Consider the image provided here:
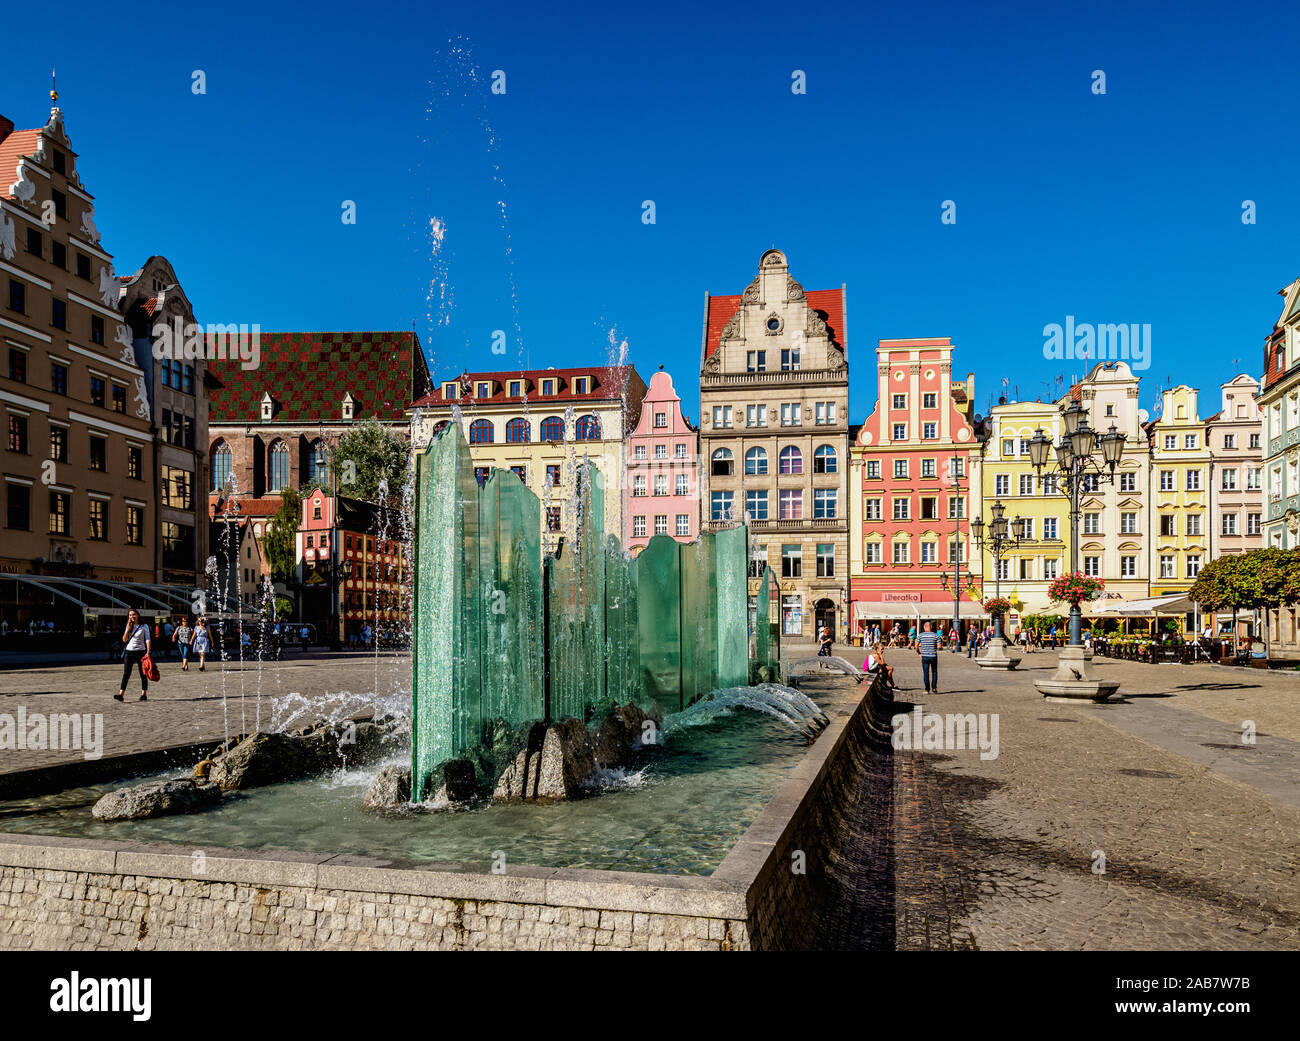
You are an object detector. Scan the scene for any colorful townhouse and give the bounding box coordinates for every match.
[622,367,699,554]
[1063,361,1151,608]
[977,399,1069,626]
[1203,375,1263,559]
[407,366,647,557]
[1145,385,1212,599]
[849,338,980,640]
[699,249,850,642]
[1258,275,1300,657]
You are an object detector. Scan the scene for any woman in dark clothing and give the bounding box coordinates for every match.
[117,608,151,702]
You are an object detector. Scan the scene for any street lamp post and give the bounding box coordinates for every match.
[970,501,1025,669]
[948,454,964,647]
[317,445,343,652]
[1026,403,1127,700]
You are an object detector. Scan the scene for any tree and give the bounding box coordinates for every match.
[264,488,302,585]
[331,419,409,504]
[1190,548,1300,654]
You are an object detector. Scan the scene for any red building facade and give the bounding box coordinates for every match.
[850,338,981,639]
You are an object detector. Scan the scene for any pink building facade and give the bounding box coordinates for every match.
[622,369,700,554]
[850,338,981,639]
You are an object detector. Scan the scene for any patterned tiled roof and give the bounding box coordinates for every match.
[704,288,844,360]
[206,331,430,425]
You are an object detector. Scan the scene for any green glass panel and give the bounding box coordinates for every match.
[680,532,718,705]
[754,566,771,672]
[546,461,606,722]
[714,525,749,687]
[478,469,544,730]
[636,534,682,711]
[604,534,641,708]
[766,566,782,674]
[411,422,481,801]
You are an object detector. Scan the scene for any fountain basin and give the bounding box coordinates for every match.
[0,675,887,950]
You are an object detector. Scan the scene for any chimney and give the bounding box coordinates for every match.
[0,114,13,144]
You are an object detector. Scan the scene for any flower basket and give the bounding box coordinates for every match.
[983,596,1012,617]
[1048,572,1105,607]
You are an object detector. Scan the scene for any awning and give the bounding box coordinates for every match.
[1088,594,1195,617]
[5,576,258,619]
[854,601,987,620]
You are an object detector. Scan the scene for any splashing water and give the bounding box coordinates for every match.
[661,684,830,741]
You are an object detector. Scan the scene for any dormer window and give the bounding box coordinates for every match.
[541,378,556,396]
[260,392,274,421]
[508,380,523,397]
[442,381,459,399]
[573,376,589,394]
[341,391,355,422]
[476,382,491,399]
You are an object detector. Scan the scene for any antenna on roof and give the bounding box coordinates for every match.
[50,68,57,103]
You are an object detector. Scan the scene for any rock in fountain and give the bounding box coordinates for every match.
[92,779,221,821]
[205,718,399,792]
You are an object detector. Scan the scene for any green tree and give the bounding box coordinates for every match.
[330,419,409,504]
[264,488,302,585]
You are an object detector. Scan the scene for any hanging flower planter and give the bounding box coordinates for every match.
[1048,572,1105,607]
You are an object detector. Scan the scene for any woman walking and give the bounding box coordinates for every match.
[192,617,211,672]
[174,616,194,671]
[117,609,150,702]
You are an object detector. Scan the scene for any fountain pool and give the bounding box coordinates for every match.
[0,689,822,876]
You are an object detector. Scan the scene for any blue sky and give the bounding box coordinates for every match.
[6,0,1297,424]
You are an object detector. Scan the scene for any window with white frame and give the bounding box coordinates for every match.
[892,423,906,440]
[1120,512,1138,534]
[864,542,882,564]
[1248,513,1261,534]
[1121,556,1136,578]
[1186,555,1202,578]
[1119,472,1136,492]
[1160,470,1175,491]
[920,541,937,564]
[1163,434,1177,450]
[1222,468,1237,490]
[675,473,689,496]
[1043,517,1058,539]
[892,393,906,409]
[892,541,910,564]
[654,515,668,535]
[1083,556,1100,577]
[923,422,937,439]
[995,474,1010,496]
[781,403,801,426]
[1083,513,1100,534]
[746,404,767,427]
[895,459,909,479]
[1186,470,1201,491]
[1019,474,1034,495]
[1043,559,1059,580]
[712,406,732,428]
[1222,513,1238,535]
[865,498,882,520]
[676,514,690,537]
[1159,555,1175,578]
[633,516,646,538]
[1187,513,1202,536]
[893,497,910,520]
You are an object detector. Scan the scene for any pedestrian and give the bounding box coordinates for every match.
[864,642,896,689]
[1049,624,1058,649]
[117,608,150,702]
[948,624,959,651]
[818,625,833,657]
[916,621,940,693]
[192,617,211,671]
[300,625,311,653]
[162,617,175,659]
[967,625,978,658]
[174,616,194,671]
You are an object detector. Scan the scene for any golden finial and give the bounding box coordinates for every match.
[50,68,57,103]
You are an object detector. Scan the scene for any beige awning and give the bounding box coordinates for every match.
[854,601,986,620]
[1088,594,1195,617]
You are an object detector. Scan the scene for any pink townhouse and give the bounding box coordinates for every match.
[623,368,700,553]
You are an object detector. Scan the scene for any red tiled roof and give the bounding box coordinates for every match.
[143,297,158,317]
[409,365,642,409]
[703,288,844,360]
[209,494,284,520]
[206,332,430,425]
[0,128,41,199]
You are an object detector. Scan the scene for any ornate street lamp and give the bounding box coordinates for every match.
[971,499,1024,668]
[1028,401,1128,700]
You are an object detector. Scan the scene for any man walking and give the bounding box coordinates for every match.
[916,621,940,694]
[967,625,978,658]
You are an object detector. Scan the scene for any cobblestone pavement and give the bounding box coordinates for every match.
[889,650,1300,950]
[0,653,410,773]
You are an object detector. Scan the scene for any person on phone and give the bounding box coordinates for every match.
[117,608,150,702]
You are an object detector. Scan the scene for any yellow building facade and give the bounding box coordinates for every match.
[1146,385,1211,599]
[978,401,1070,621]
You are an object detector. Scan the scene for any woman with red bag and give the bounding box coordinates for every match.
[116,608,151,702]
